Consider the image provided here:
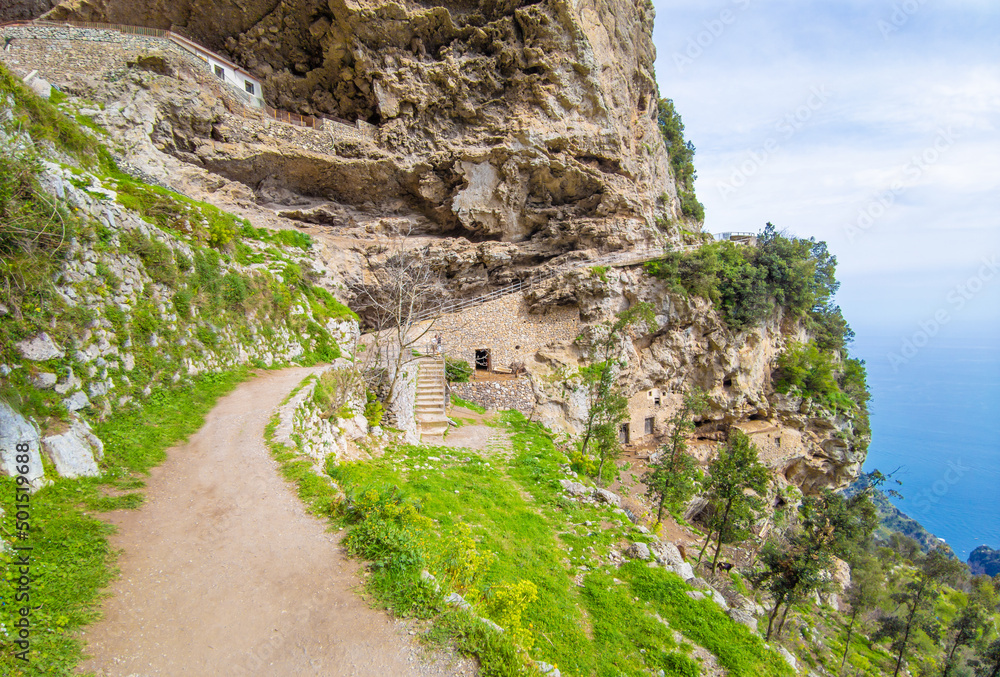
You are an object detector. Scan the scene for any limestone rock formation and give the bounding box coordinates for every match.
[525,267,870,492]
[0,0,58,23]
[0,401,47,491]
[47,0,684,253]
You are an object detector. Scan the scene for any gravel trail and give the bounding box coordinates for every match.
[79,367,470,676]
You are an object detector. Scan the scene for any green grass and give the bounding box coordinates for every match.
[0,63,99,164]
[0,369,251,675]
[624,564,793,677]
[312,408,792,676]
[450,394,486,414]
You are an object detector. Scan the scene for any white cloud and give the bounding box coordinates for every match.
[650,0,1000,327]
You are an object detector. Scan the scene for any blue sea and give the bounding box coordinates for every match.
[851,331,1000,560]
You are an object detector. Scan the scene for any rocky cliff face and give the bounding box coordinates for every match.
[524,266,870,492]
[47,0,683,252]
[0,0,58,23]
[5,3,868,493]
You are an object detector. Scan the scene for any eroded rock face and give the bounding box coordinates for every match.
[47,0,683,250]
[525,268,870,492]
[0,0,58,23]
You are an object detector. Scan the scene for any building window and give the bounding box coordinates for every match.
[644,417,654,435]
[245,80,255,95]
[654,394,661,406]
[619,423,630,444]
[214,65,224,79]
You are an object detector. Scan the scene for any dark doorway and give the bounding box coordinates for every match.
[644,417,654,435]
[475,349,490,371]
[619,423,630,444]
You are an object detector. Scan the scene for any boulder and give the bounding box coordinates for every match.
[776,645,797,670]
[727,608,758,633]
[594,487,621,507]
[0,401,47,490]
[709,588,729,609]
[28,76,52,99]
[674,561,695,580]
[625,542,651,560]
[651,541,684,567]
[29,371,57,389]
[559,479,593,497]
[16,332,64,361]
[41,417,104,478]
[444,592,471,610]
[54,368,82,395]
[63,391,91,412]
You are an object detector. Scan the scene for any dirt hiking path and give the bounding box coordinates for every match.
[79,367,469,677]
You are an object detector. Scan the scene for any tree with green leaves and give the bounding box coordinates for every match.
[874,547,967,677]
[753,488,878,641]
[642,388,709,524]
[970,638,1000,677]
[578,303,656,484]
[697,429,770,575]
[941,577,998,677]
[840,555,887,672]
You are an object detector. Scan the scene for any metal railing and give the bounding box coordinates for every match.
[411,242,702,323]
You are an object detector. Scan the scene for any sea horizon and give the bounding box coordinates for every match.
[851,327,1000,560]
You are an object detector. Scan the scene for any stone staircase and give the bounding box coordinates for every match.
[414,354,449,438]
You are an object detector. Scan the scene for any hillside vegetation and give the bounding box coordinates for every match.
[0,62,355,675]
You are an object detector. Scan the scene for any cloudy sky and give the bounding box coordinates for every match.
[649,0,1000,337]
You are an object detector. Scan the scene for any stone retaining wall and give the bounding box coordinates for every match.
[422,292,580,375]
[450,378,535,415]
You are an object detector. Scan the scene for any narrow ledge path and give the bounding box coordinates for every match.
[78,367,465,677]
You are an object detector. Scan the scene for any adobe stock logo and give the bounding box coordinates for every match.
[877,0,930,39]
[672,0,753,74]
[716,85,832,200]
[886,255,999,372]
[844,126,961,243]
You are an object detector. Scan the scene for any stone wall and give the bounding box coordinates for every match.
[420,292,580,375]
[271,363,376,471]
[449,378,534,415]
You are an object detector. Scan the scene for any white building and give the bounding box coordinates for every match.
[168,32,264,108]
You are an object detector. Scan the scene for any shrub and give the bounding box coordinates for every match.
[679,190,704,220]
[343,485,430,572]
[364,391,384,428]
[122,230,178,286]
[435,522,495,596]
[0,63,99,163]
[589,265,609,282]
[445,357,473,383]
[172,287,193,318]
[221,271,250,312]
[482,579,539,650]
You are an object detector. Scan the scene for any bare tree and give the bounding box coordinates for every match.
[352,227,442,419]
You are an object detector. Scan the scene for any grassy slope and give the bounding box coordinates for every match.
[270,402,793,677]
[0,66,351,673]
